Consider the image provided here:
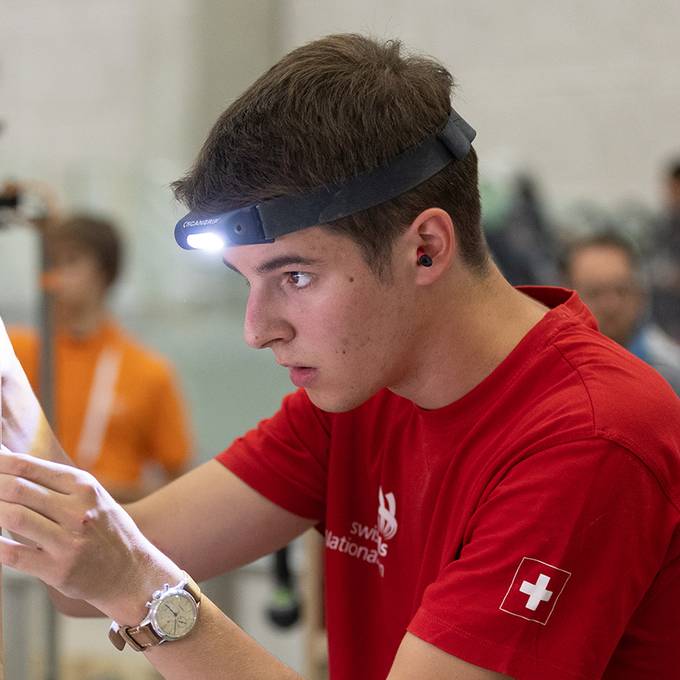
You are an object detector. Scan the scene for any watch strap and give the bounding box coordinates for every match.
[109,619,163,652]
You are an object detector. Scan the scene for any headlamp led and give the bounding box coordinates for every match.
[174,109,476,251]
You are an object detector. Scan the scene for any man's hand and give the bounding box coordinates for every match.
[0,448,180,624]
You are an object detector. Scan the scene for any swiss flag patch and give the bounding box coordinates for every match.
[499,557,571,625]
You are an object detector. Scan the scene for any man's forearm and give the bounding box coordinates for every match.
[144,596,303,680]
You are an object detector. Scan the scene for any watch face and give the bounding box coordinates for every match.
[153,591,198,640]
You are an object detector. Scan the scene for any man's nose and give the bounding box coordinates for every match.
[243,289,294,349]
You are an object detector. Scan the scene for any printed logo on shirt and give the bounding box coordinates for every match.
[378,488,398,540]
[325,486,398,577]
[500,557,571,626]
[499,557,571,625]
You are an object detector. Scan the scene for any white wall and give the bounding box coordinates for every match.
[277,0,680,210]
[1,0,279,316]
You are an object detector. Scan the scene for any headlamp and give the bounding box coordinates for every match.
[174,109,476,251]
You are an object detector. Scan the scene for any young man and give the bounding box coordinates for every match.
[562,231,680,394]
[0,34,679,680]
[9,214,194,501]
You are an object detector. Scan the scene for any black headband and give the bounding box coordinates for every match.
[175,109,476,249]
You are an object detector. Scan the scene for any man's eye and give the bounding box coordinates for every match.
[287,272,313,289]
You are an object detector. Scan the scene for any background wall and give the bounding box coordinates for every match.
[279,0,680,209]
[1,1,679,678]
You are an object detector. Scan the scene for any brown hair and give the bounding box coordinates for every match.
[173,34,485,277]
[667,158,680,181]
[48,214,122,288]
[560,230,641,281]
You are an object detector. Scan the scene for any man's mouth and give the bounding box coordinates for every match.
[286,366,318,388]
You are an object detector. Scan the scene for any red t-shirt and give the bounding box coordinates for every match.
[217,287,680,680]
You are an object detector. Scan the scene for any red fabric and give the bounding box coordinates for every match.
[217,287,680,680]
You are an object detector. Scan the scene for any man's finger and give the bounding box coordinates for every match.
[0,473,66,524]
[0,535,53,581]
[0,499,63,552]
[0,447,79,494]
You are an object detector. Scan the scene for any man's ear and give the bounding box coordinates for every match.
[405,208,456,283]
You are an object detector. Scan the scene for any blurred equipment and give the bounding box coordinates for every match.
[0,184,20,209]
[0,181,55,227]
[265,546,301,629]
[485,174,560,286]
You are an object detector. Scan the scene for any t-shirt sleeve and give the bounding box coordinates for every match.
[216,389,330,521]
[146,360,194,475]
[407,438,676,680]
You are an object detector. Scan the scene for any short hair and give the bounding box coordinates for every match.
[560,231,640,280]
[48,214,123,288]
[667,158,680,182]
[172,34,485,278]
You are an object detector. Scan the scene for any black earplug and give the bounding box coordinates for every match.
[417,253,433,267]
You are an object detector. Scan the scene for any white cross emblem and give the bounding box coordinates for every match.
[519,573,553,611]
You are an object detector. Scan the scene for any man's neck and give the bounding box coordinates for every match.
[391,265,549,410]
[56,304,108,339]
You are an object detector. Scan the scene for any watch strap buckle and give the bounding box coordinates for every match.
[109,619,163,652]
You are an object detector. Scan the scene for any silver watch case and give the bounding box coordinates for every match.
[144,581,199,642]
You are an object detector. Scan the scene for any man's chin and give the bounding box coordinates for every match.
[303,386,374,414]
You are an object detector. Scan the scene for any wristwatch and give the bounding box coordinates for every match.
[108,572,201,652]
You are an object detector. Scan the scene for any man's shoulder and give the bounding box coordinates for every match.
[112,326,176,379]
[6,325,39,379]
[549,325,680,506]
[552,323,679,421]
[6,325,39,354]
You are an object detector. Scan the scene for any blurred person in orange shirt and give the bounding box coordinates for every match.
[9,213,194,502]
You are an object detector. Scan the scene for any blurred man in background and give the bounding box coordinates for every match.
[651,158,680,339]
[9,214,194,501]
[562,231,680,394]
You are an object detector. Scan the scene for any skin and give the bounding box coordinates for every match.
[0,208,549,679]
[565,244,643,346]
[48,241,109,337]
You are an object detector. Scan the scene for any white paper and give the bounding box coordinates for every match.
[0,315,64,459]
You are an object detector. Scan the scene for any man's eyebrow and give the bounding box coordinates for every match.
[222,257,240,275]
[255,255,322,274]
[222,254,322,275]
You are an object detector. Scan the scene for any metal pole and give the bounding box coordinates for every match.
[37,229,60,680]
